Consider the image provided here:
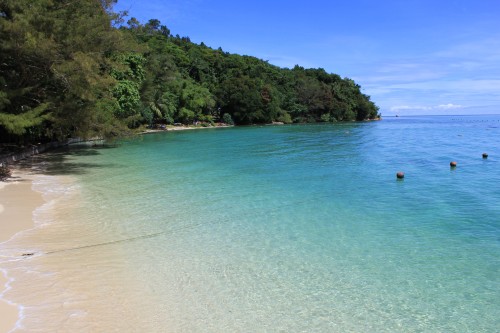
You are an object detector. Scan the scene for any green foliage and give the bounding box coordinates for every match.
[0,103,50,135]
[0,2,379,145]
[177,107,195,124]
[112,81,141,117]
[277,111,293,124]
[0,0,135,142]
[320,113,331,122]
[222,113,234,125]
[140,106,154,125]
[157,91,179,124]
[111,53,146,83]
[125,19,379,126]
[180,81,215,119]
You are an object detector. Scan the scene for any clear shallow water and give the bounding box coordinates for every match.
[2,115,500,331]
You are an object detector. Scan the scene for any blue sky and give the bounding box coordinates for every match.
[114,0,500,116]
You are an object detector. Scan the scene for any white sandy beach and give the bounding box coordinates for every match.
[0,165,160,332]
[0,170,43,333]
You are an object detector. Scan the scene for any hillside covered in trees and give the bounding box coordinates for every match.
[0,0,380,145]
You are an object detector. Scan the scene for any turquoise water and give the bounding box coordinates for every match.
[8,115,500,331]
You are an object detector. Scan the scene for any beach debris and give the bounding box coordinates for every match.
[450,161,457,168]
[0,163,11,181]
[482,153,488,159]
[44,231,166,255]
[396,172,405,179]
[22,253,34,257]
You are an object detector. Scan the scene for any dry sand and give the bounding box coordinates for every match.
[0,171,43,332]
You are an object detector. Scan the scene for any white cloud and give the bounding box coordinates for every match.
[390,105,431,112]
[349,32,500,115]
[412,79,497,92]
[436,103,463,109]
[390,104,464,112]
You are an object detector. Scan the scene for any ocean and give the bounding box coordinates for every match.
[1,115,499,332]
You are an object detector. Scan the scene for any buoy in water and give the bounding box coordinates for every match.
[450,161,457,167]
[396,172,405,179]
[482,153,488,159]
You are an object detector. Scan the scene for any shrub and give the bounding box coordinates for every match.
[320,113,331,122]
[222,113,234,125]
[277,112,293,124]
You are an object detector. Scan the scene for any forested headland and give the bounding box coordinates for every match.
[0,0,380,145]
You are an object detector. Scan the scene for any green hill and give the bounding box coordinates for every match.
[0,0,379,145]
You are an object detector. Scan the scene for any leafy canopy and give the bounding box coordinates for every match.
[0,0,379,145]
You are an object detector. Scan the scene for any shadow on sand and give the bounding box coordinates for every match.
[16,143,121,176]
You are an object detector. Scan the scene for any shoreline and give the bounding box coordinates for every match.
[140,123,233,134]
[0,169,43,333]
[0,162,159,331]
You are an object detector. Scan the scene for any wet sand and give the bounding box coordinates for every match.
[0,171,43,333]
[0,165,159,332]
[0,273,17,333]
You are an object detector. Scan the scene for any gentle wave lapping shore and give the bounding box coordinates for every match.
[0,170,43,332]
[0,163,160,332]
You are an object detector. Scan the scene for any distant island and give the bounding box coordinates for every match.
[0,0,379,147]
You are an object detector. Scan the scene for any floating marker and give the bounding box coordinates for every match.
[396,172,405,179]
[450,161,457,167]
[482,153,488,159]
